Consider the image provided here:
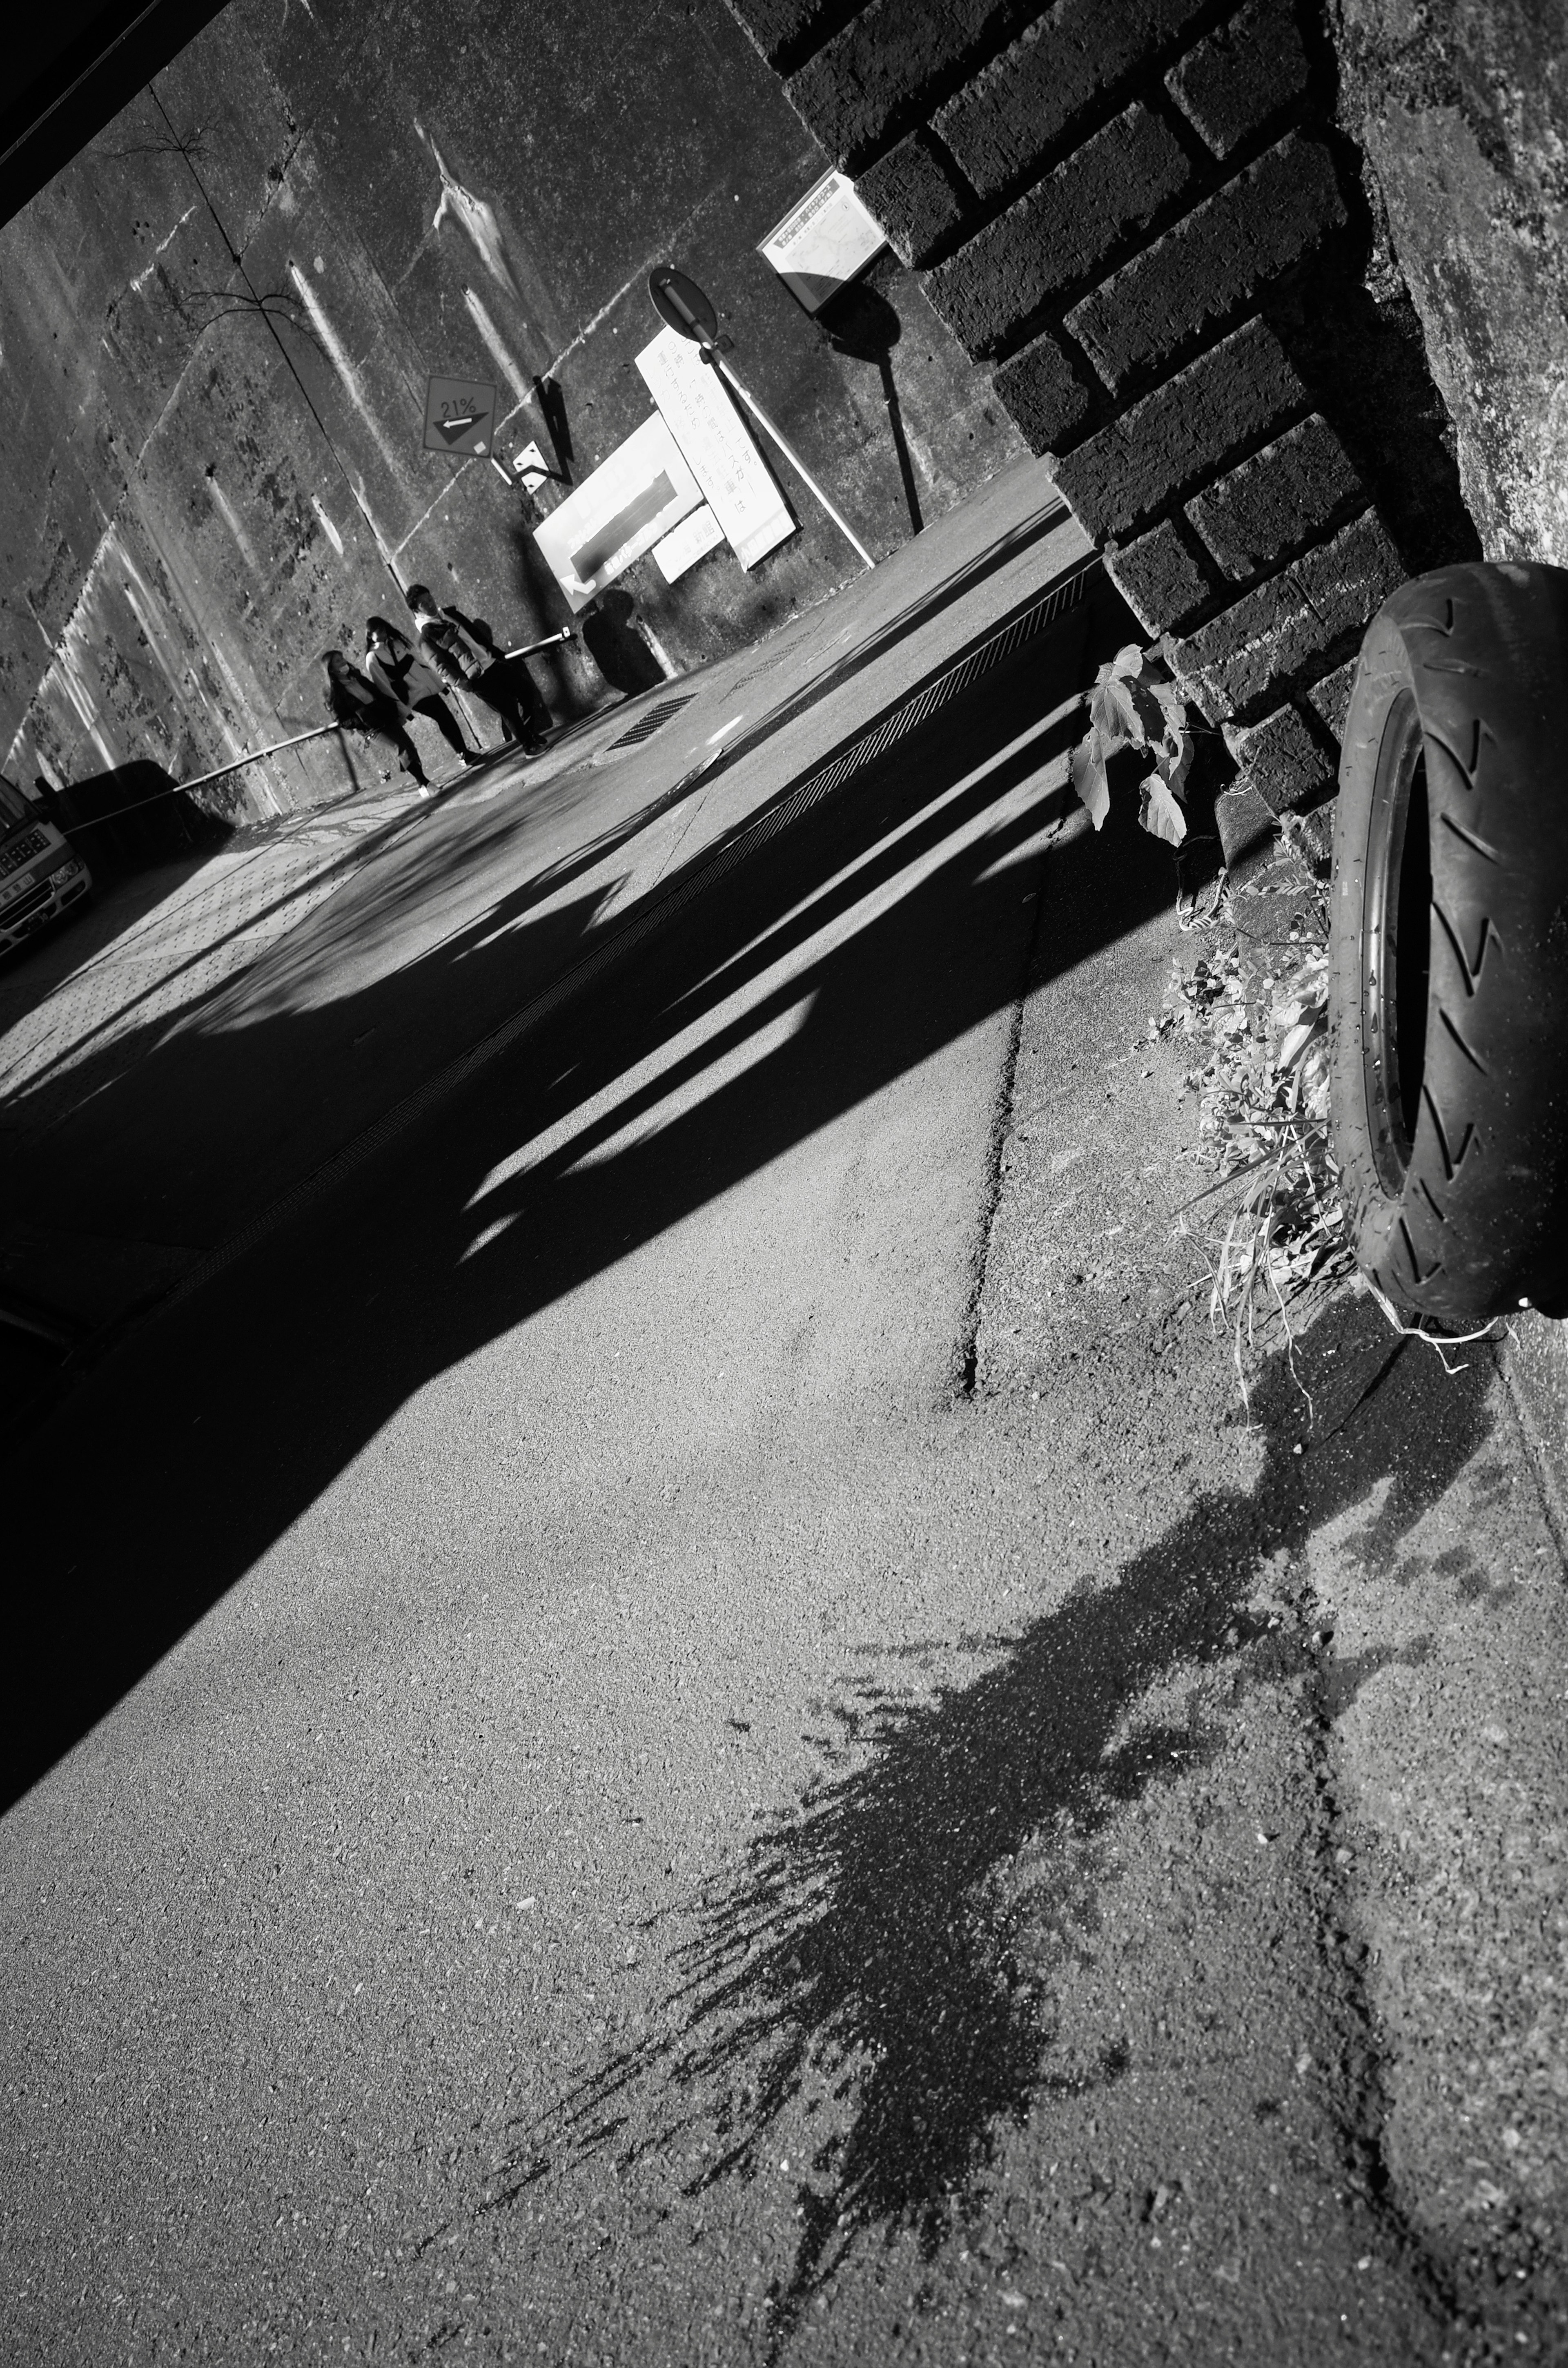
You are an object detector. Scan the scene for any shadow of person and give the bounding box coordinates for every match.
[578,590,668,696]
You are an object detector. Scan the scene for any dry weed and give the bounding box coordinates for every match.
[1156,873,1351,1407]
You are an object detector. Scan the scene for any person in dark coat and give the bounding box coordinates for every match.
[364,618,481,767]
[445,602,554,745]
[404,583,546,753]
[322,651,429,789]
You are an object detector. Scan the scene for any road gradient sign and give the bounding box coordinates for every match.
[422,375,498,459]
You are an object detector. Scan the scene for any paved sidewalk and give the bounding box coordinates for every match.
[8,458,1568,2366]
[0,781,448,1342]
[0,456,1091,1352]
[0,782,433,1149]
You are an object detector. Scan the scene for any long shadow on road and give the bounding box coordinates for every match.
[11,602,1163,1808]
[2,551,1505,2350]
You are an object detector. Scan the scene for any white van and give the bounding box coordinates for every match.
[0,777,91,957]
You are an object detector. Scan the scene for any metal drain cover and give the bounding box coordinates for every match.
[605,694,697,751]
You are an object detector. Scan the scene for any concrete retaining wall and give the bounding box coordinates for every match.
[0,0,1022,822]
[1337,0,1568,572]
[1331,0,1568,1497]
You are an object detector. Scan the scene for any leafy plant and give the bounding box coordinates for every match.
[1071,644,1196,845]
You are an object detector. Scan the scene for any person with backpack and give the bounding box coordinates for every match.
[404,582,548,753]
[364,617,482,768]
[445,602,555,746]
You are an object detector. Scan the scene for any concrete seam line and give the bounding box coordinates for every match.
[149,564,1101,1327]
[1495,1338,1568,1565]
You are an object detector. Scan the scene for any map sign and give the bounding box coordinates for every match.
[635,328,794,570]
[531,413,704,611]
[422,375,498,459]
[757,170,887,314]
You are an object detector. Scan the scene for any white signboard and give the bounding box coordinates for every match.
[635,328,795,569]
[531,414,703,611]
[758,169,887,313]
[652,503,726,583]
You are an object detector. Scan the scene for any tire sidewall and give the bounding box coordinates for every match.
[1330,562,1568,1323]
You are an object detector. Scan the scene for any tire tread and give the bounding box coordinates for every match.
[1329,561,1568,1321]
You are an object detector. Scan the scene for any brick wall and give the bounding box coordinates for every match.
[727,0,1478,865]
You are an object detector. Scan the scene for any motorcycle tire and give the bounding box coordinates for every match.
[1328,560,1568,1325]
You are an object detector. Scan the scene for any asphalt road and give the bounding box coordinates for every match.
[5,498,1568,2363]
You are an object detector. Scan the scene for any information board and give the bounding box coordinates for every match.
[531,414,703,611]
[652,503,726,583]
[635,328,795,570]
[757,170,887,314]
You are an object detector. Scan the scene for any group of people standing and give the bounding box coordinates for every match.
[323,583,553,792]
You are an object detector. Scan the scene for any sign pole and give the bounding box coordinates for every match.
[648,266,874,572]
[708,355,874,569]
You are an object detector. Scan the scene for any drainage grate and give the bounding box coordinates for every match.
[759,555,1101,820]
[606,695,697,751]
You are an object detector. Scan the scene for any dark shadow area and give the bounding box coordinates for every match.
[820,281,924,538]
[5,598,1155,1806]
[578,590,669,696]
[0,794,437,1128]
[532,372,574,482]
[506,529,595,723]
[1267,263,1483,578]
[1261,16,1482,577]
[514,1300,1492,2352]
[40,761,234,880]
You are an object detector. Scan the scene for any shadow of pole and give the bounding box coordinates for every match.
[820,280,924,544]
[878,353,924,538]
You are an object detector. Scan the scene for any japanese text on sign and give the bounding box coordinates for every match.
[635,328,795,570]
